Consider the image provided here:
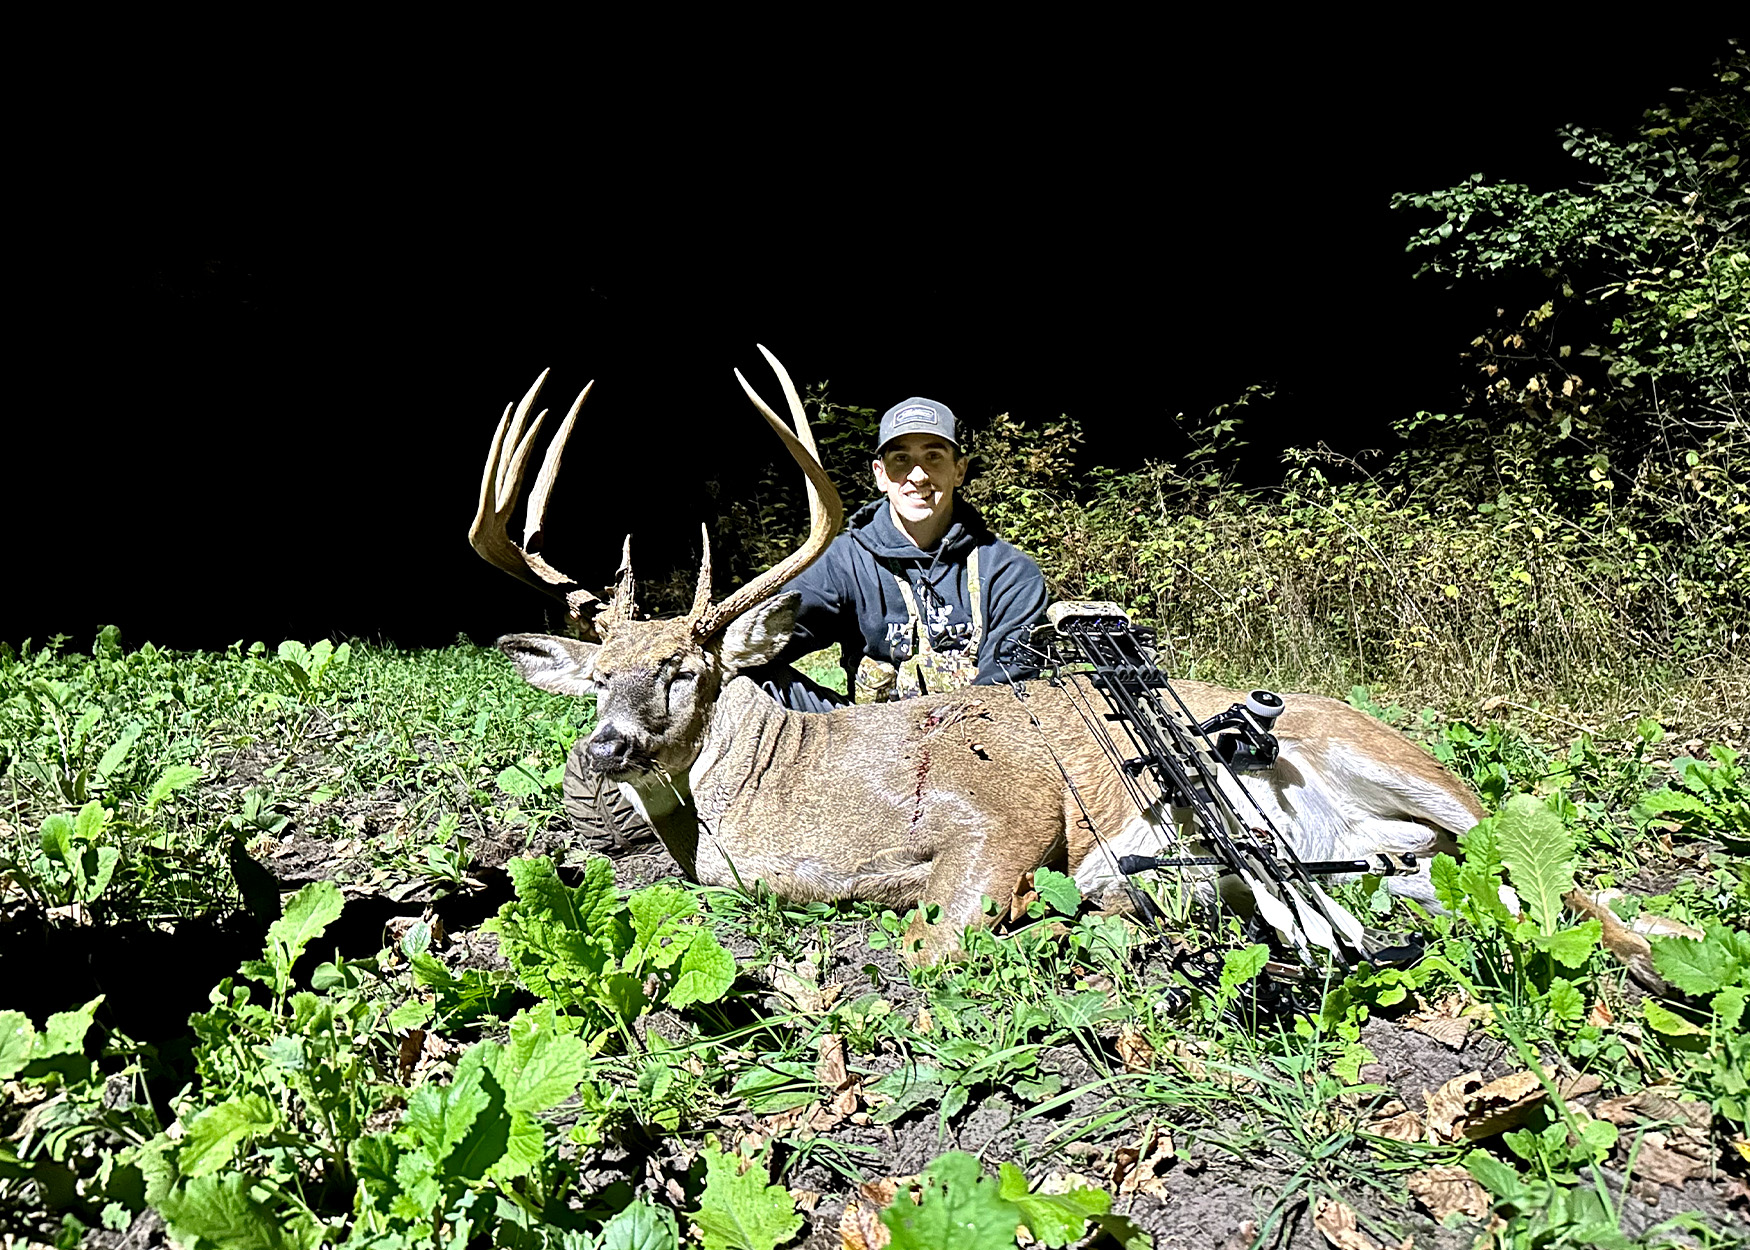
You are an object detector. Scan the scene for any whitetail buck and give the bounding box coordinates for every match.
[472,350,1485,963]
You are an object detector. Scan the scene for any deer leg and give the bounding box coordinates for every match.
[902,825,1058,966]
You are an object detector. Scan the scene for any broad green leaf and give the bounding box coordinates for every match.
[0,1012,36,1079]
[489,1110,545,1181]
[85,844,121,900]
[388,999,434,1031]
[690,1146,803,1250]
[351,1133,403,1217]
[882,1152,1023,1250]
[573,856,630,952]
[401,919,433,959]
[179,1094,276,1178]
[1089,1214,1152,1250]
[1650,930,1734,996]
[41,996,102,1057]
[74,799,108,841]
[493,1004,593,1114]
[1532,919,1601,969]
[38,813,74,866]
[404,1045,494,1164]
[1494,794,1575,935]
[1219,944,1270,997]
[997,1162,1109,1247]
[1040,990,1106,1030]
[1633,787,1711,823]
[1578,1118,1619,1160]
[96,722,143,779]
[668,933,735,1008]
[1714,985,1748,1030]
[265,880,344,975]
[630,884,701,970]
[1643,999,1705,1036]
[496,760,543,797]
[147,763,203,809]
[260,1034,306,1073]
[160,1171,322,1250]
[1430,853,1465,912]
[1465,1149,1523,1201]
[1032,867,1082,917]
[440,1054,512,1182]
[1545,978,1585,1026]
[939,1083,970,1125]
[602,1199,680,1250]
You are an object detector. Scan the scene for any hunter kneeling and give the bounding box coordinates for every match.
[566,393,1048,842]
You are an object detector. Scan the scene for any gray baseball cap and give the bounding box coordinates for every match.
[877,397,958,451]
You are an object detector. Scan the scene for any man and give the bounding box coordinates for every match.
[566,395,1051,839]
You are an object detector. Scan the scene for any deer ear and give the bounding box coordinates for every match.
[716,593,799,671]
[496,633,602,695]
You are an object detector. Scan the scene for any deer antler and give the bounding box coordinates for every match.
[470,371,605,637]
[689,346,844,641]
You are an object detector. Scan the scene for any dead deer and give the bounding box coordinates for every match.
[472,350,1486,963]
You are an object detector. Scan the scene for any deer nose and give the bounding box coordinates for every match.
[585,724,634,773]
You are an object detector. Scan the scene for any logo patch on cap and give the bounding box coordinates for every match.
[894,404,938,425]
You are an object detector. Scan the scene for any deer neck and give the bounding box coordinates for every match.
[618,676,800,885]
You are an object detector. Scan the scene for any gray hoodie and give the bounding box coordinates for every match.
[757,497,1049,710]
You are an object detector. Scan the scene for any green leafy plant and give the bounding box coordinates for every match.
[877,1153,1127,1250]
[1428,794,1602,1032]
[486,857,736,1046]
[0,998,164,1244]
[1634,745,1750,853]
[688,1144,802,1250]
[1642,922,1750,1137]
[22,802,121,913]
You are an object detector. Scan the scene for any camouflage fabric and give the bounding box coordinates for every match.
[562,742,651,847]
[855,549,983,703]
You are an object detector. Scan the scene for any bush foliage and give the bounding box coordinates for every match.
[724,45,1747,715]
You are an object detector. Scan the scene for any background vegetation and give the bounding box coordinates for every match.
[714,46,1746,730]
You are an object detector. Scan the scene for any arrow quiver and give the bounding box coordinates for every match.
[1031,602,1422,988]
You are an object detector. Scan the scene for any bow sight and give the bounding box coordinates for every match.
[1026,601,1422,991]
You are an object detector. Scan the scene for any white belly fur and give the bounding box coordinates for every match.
[1072,743,1450,907]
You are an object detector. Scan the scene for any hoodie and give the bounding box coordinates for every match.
[773,497,1050,697]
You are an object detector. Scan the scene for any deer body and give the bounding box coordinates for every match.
[474,351,1486,963]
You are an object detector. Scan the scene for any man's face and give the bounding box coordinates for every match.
[873,433,968,530]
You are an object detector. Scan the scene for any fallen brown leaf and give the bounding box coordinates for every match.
[1425,1071,1484,1142]
[1633,1131,1712,1189]
[1406,1165,1490,1222]
[1366,1103,1425,1144]
[1312,1196,1412,1250]
[1401,991,1489,1050]
[397,1028,426,1084]
[839,1201,888,1250]
[1116,1026,1156,1073]
[817,1033,849,1091]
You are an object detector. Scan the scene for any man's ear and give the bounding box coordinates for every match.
[496,633,601,696]
[716,593,799,672]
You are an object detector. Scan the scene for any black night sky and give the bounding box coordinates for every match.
[13,30,1740,653]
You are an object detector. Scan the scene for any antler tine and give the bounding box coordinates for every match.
[691,353,844,640]
[754,343,826,536]
[599,534,636,629]
[469,372,603,635]
[523,379,594,551]
[691,523,713,618]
